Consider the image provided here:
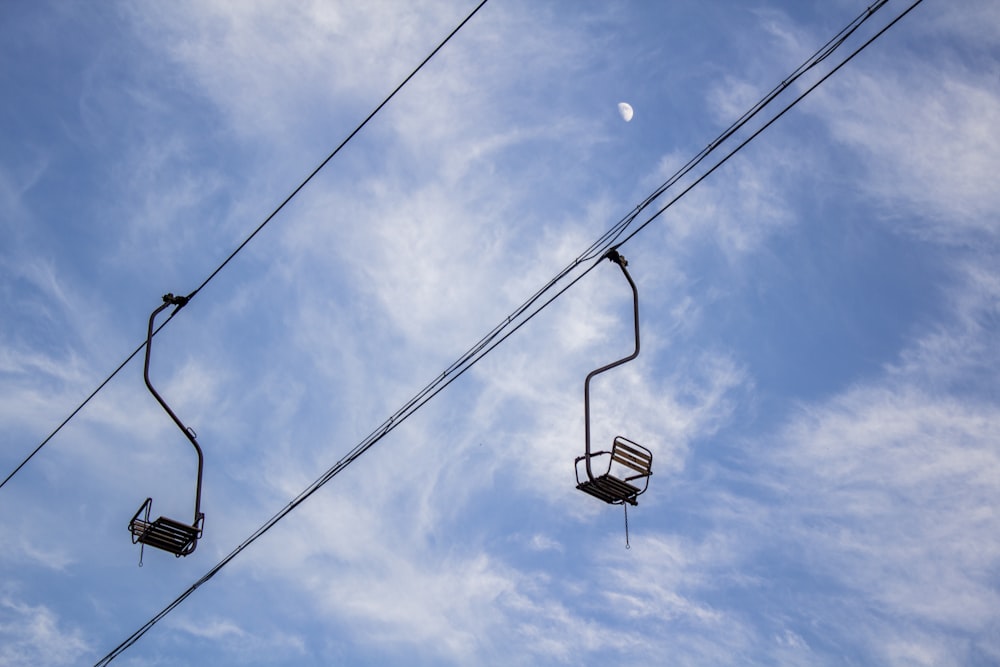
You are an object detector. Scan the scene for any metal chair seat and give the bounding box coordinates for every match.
[129,497,202,557]
[577,474,643,505]
[576,436,652,506]
[127,294,206,562]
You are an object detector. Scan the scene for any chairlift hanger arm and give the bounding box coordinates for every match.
[582,249,640,482]
[143,294,205,526]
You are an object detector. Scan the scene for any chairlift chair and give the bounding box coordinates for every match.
[574,250,652,506]
[128,294,205,558]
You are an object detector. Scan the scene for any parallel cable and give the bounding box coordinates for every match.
[93,1,924,662]
[400,0,896,384]
[2,0,883,492]
[0,0,490,493]
[575,0,892,264]
[614,0,925,250]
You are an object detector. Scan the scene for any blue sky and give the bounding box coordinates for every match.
[2,1,999,665]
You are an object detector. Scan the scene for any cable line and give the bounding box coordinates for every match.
[575,0,892,264]
[615,0,924,251]
[424,0,896,375]
[2,0,885,494]
[0,0,490,493]
[0,311,179,491]
[188,0,490,301]
[92,1,924,663]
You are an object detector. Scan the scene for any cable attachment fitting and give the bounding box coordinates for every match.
[604,248,628,268]
[162,293,190,307]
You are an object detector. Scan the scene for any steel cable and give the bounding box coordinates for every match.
[92,2,924,662]
[0,0,491,493]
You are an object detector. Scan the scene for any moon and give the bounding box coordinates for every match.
[618,102,633,122]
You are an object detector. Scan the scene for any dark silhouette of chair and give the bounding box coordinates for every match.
[575,250,652,506]
[128,294,205,559]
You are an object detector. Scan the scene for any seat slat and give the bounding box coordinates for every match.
[611,441,652,475]
[577,437,651,506]
[613,446,651,467]
[577,474,641,505]
[611,454,651,475]
[613,440,648,457]
[130,516,199,555]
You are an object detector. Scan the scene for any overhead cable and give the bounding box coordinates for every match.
[615,0,923,250]
[0,0,491,493]
[92,1,924,663]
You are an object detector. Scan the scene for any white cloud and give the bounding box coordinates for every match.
[711,249,1000,663]
[890,259,1000,391]
[10,538,76,573]
[4,2,1000,665]
[822,69,1000,238]
[166,613,307,664]
[761,385,1000,659]
[526,533,563,553]
[124,1,480,144]
[600,533,729,623]
[172,615,245,640]
[0,597,90,667]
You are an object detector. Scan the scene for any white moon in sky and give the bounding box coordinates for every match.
[618,102,633,122]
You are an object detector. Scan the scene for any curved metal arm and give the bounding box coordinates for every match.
[145,294,204,527]
[582,250,640,482]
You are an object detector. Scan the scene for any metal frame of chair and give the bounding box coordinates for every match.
[128,294,205,558]
[575,250,652,506]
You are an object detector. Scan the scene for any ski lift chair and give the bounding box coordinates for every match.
[576,436,652,506]
[128,294,205,558]
[575,250,652,506]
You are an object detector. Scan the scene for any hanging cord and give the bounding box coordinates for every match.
[624,503,630,550]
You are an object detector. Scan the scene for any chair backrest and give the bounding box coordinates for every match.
[611,436,652,480]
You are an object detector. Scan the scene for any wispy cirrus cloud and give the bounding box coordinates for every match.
[0,596,90,667]
[4,2,999,666]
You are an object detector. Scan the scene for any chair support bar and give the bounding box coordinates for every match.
[144,295,205,529]
[582,250,640,483]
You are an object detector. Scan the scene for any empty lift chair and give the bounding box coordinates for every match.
[128,294,205,558]
[575,250,652,506]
